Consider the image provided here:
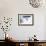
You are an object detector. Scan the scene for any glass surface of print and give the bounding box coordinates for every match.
[18,14,34,26]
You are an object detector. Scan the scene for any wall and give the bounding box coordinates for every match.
[0,0,46,40]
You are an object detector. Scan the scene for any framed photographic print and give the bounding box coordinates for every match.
[18,14,34,26]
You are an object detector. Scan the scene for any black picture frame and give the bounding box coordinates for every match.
[18,14,34,26]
